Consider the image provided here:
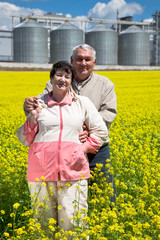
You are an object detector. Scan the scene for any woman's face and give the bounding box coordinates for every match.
[51,69,72,94]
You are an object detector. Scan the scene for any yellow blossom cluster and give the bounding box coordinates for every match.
[0,70,160,239]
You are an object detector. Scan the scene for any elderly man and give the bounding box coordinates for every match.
[24,44,117,203]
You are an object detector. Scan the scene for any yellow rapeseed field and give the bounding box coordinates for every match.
[0,70,160,239]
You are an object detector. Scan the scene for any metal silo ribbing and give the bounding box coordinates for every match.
[118,25,150,66]
[50,21,84,63]
[85,24,118,65]
[13,19,48,63]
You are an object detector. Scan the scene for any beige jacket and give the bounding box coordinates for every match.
[38,73,117,130]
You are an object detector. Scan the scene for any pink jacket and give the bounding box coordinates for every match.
[17,92,109,182]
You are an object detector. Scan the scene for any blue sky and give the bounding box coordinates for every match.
[0,0,159,30]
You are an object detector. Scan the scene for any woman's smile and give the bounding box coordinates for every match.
[51,70,72,92]
[50,69,72,102]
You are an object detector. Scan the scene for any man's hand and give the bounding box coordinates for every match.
[79,125,89,143]
[24,97,39,112]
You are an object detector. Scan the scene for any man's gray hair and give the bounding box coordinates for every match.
[72,44,96,61]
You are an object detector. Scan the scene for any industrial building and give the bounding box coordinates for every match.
[0,11,160,66]
[0,30,13,61]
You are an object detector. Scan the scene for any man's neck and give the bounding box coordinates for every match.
[75,78,85,84]
[75,73,92,84]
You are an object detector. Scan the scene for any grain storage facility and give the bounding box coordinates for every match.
[13,19,48,63]
[118,25,150,66]
[1,12,159,67]
[85,24,118,65]
[50,21,84,63]
[0,30,13,62]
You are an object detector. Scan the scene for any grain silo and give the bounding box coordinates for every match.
[118,25,150,66]
[85,24,118,65]
[50,21,84,63]
[13,19,48,63]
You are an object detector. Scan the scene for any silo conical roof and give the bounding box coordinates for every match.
[14,18,45,28]
[120,25,146,34]
[54,21,81,30]
[87,23,114,32]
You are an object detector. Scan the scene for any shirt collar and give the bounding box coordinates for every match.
[47,91,73,107]
[74,72,93,86]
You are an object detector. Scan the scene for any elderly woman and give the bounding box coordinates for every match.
[17,61,109,231]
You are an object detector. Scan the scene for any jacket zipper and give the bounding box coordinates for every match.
[58,104,63,179]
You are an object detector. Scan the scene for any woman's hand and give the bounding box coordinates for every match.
[24,97,39,113]
[79,125,89,143]
[29,104,40,130]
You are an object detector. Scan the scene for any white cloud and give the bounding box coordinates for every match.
[143,18,153,23]
[0,1,145,31]
[0,2,73,30]
[72,16,89,30]
[64,13,72,18]
[88,0,143,20]
[119,3,143,18]
[0,2,46,30]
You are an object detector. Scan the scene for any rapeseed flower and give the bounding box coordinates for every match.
[13,203,20,209]
[0,71,160,239]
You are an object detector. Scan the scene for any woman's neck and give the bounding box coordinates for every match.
[52,91,68,103]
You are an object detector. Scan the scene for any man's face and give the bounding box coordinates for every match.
[71,48,96,82]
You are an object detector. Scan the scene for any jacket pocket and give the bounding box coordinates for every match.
[28,144,56,170]
[70,145,88,171]
[28,146,45,171]
[44,148,56,169]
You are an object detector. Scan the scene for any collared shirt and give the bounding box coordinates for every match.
[73,80,82,95]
